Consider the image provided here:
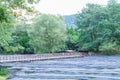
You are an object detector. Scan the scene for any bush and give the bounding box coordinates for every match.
[99,42,119,55]
[0,67,9,76]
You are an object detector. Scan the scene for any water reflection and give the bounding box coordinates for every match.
[1,56,120,80]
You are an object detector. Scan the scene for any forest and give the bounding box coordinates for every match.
[0,0,120,55]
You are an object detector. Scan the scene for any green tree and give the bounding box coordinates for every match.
[28,14,67,53]
[99,0,120,54]
[76,0,120,54]
[0,5,15,53]
[0,0,40,10]
[0,0,40,54]
[76,4,106,52]
[66,27,79,50]
[12,25,34,54]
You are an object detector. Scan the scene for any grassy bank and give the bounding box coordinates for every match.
[0,69,9,76]
[0,76,6,80]
[0,67,9,80]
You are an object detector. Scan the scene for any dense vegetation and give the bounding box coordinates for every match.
[0,67,9,76]
[76,0,120,55]
[0,0,120,55]
[28,14,67,53]
[0,67,9,80]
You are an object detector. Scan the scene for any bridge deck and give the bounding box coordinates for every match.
[0,53,84,63]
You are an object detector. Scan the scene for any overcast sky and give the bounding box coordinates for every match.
[35,0,112,15]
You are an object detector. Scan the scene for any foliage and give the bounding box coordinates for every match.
[76,3,106,52]
[0,5,15,54]
[1,0,120,55]
[66,27,79,50]
[28,14,67,53]
[0,66,8,80]
[99,42,119,55]
[0,5,11,22]
[76,0,120,54]
[0,0,40,10]
[0,0,40,54]
[0,67,9,76]
[0,23,13,46]
[12,25,34,54]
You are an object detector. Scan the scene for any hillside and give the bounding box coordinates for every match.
[64,14,77,27]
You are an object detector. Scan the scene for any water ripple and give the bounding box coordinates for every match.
[1,56,120,80]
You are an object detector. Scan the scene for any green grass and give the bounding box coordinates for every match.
[0,67,9,80]
[0,69,9,76]
[0,76,6,80]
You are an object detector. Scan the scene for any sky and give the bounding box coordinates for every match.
[35,0,110,15]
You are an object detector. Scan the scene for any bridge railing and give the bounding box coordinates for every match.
[0,53,83,63]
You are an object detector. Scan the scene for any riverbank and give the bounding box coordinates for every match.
[0,66,9,80]
[0,76,6,80]
[0,53,84,63]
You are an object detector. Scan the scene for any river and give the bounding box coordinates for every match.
[1,56,120,80]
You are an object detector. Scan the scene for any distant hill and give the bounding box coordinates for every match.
[64,14,77,27]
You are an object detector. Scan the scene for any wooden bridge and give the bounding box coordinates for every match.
[0,53,84,63]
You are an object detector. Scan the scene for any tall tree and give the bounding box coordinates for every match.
[12,25,33,54]
[28,14,67,53]
[99,0,120,54]
[76,4,106,51]
[76,0,120,54]
[0,4,15,53]
[0,0,40,53]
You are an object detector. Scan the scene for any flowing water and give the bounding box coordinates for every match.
[1,56,120,80]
